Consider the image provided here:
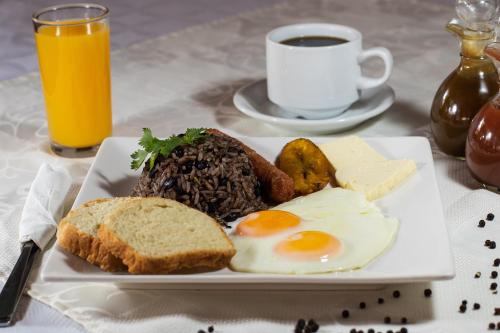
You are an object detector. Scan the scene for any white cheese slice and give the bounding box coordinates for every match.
[319,135,386,171]
[335,159,417,200]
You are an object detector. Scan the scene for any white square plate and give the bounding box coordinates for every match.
[42,136,455,289]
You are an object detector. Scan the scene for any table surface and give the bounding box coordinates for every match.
[1,1,282,332]
[0,0,486,332]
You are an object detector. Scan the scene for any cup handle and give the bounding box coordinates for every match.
[356,47,393,90]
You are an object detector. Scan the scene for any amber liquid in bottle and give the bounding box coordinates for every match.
[466,45,500,191]
[430,23,499,158]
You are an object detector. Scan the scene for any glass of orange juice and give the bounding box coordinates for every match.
[32,4,112,157]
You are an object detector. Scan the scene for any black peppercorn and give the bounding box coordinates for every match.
[350,329,357,333]
[473,303,480,310]
[424,288,432,297]
[384,316,391,324]
[491,282,497,290]
[368,329,375,333]
[479,220,486,227]
[489,322,495,329]
[207,326,214,333]
[459,305,466,313]
[475,272,482,278]
[304,326,312,333]
[393,290,401,298]
[400,328,408,333]
[494,258,500,267]
[401,317,408,324]
[359,302,366,309]
[487,213,495,221]
[296,319,306,329]
[491,271,498,278]
[490,241,497,249]
[342,310,350,318]
[486,240,492,247]
[198,330,206,333]
[378,298,384,304]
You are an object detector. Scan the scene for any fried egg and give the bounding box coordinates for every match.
[229,188,399,274]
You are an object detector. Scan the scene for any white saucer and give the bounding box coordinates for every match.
[233,79,395,134]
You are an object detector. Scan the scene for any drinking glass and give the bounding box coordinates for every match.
[32,4,112,157]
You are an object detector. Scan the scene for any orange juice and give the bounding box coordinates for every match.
[35,21,111,148]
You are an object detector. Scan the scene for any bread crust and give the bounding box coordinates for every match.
[98,197,236,274]
[99,224,234,274]
[56,198,126,272]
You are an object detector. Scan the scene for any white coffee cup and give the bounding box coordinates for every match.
[266,23,393,119]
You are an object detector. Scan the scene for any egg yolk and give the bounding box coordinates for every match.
[274,231,342,261]
[236,210,300,237]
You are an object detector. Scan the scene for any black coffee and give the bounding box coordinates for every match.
[280,36,348,47]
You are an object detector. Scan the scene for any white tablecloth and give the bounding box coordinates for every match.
[1,0,498,332]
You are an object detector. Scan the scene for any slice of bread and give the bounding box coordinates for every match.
[57,198,132,272]
[98,197,236,274]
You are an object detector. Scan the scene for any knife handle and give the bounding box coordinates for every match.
[0,241,39,327]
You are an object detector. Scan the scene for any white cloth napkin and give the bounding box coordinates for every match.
[18,163,72,250]
[27,189,500,333]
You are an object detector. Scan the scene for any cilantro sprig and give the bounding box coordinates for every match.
[131,128,208,170]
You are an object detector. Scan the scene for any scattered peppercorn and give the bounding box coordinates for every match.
[207,326,214,333]
[479,220,486,227]
[497,322,500,330]
[350,329,357,333]
[359,302,366,309]
[386,330,393,333]
[378,298,384,304]
[342,310,350,318]
[490,241,497,249]
[489,322,495,329]
[384,316,391,324]
[304,326,312,333]
[462,300,467,305]
[400,328,408,333]
[487,213,495,221]
[475,272,482,278]
[491,282,498,290]
[491,271,498,278]
[495,308,500,315]
[198,330,206,333]
[393,290,401,298]
[486,240,492,247]
[368,329,375,333]
[424,288,432,297]
[296,319,305,329]
[309,323,319,333]
[494,259,500,267]
[459,305,467,313]
[474,303,480,310]
[401,317,408,324]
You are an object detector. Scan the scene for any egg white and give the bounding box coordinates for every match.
[229,188,399,274]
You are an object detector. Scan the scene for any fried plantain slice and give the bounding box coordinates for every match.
[276,138,334,196]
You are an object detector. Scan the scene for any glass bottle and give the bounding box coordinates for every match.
[465,43,500,192]
[430,18,498,158]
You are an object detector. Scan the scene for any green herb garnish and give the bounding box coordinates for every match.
[131,128,208,170]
